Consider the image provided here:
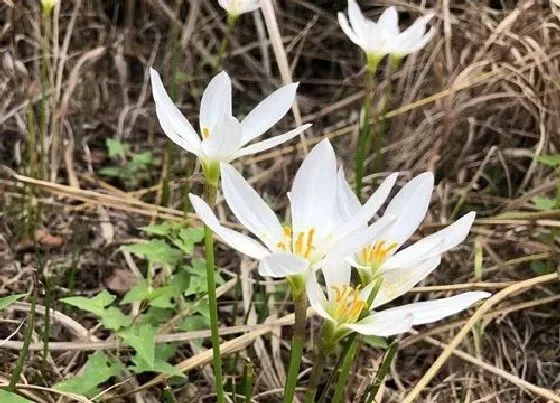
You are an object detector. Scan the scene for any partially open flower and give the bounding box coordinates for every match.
[307,264,489,340]
[189,139,399,291]
[335,170,479,310]
[151,69,310,185]
[218,0,259,17]
[338,1,434,64]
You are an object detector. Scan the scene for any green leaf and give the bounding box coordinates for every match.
[141,222,174,236]
[532,196,556,211]
[121,239,182,267]
[131,152,153,166]
[183,259,224,296]
[138,307,174,326]
[54,351,124,398]
[362,335,388,349]
[0,390,33,403]
[121,279,150,305]
[60,290,131,331]
[0,294,26,311]
[535,154,560,167]
[106,138,129,157]
[119,323,157,369]
[129,344,184,378]
[172,228,204,255]
[180,315,209,349]
[99,166,125,178]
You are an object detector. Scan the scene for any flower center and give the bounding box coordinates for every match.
[202,127,210,139]
[329,285,366,324]
[276,227,316,259]
[359,240,398,268]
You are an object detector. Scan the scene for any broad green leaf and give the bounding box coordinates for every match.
[121,279,150,305]
[119,323,157,369]
[0,294,26,311]
[106,138,129,157]
[532,196,556,211]
[99,166,125,178]
[172,228,204,255]
[0,390,33,403]
[141,222,174,236]
[131,152,153,166]
[60,290,131,330]
[54,351,124,398]
[535,154,560,167]
[139,307,173,326]
[121,239,182,267]
[362,335,388,349]
[184,260,224,296]
[180,315,209,332]
[129,344,184,378]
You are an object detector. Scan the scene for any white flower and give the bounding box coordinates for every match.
[334,170,480,310]
[218,0,259,17]
[188,139,400,281]
[307,265,489,338]
[150,69,310,183]
[338,1,434,58]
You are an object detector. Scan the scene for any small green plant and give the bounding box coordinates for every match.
[532,154,560,210]
[99,138,153,187]
[55,223,222,399]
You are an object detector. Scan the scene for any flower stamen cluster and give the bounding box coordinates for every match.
[329,285,366,324]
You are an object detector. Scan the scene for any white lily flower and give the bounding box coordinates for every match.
[150,69,311,184]
[334,170,479,309]
[218,0,259,17]
[338,1,434,60]
[307,265,489,338]
[188,139,400,284]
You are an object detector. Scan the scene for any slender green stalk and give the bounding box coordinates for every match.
[283,286,307,403]
[215,15,238,72]
[354,55,380,201]
[365,341,399,403]
[241,360,254,403]
[202,182,225,403]
[39,7,50,181]
[8,288,36,392]
[42,270,52,367]
[331,279,383,403]
[304,323,335,403]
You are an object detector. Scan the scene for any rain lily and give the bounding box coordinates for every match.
[338,1,434,66]
[307,265,489,340]
[150,69,310,185]
[218,0,259,17]
[334,170,481,311]
[188,139,400,289]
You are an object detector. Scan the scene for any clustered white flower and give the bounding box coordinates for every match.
[149,1,488,339]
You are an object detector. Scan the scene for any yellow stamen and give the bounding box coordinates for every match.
[330,285,366,323]
[360,240,398,267]
[202,127,210,139]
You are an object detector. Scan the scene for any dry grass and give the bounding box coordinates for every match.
[1,0,560,402]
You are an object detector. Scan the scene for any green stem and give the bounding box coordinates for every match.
[365,341,399,403]
[304,323,334,403]
[39,10,50,181]
[283,289,307,403]
[331,279,383,403]
[203,182,225,403]
[215,15,237,72]
[354,60,378,201]
[8,288,36,392]
[42,272,52,367]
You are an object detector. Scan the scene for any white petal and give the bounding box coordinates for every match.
[382,292,490,325]
[320,214,396,268]
[377,6,399,37]
[306,270,335,322]
[392,13,434,54]
[335,173,399,240]
[338,13,362,47]
[321,261,352,301]
[334,167,362,227]
[372,255,441,308]
[290,139,337,240]
[348,0,368,41]
[233,124,311,159]
[150,69,201,155]
[258,252,309,278]
[200,71,232,132]
[218,0,228,11]
[201,116,243,161]
[385,211,475,269]
[240,83,299,144]
[381,236,443,270]
[233,0,259,14]
[220,163,283,249]
[379,172,433,245]
[345,310,413,336]
[189,193,269,259]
